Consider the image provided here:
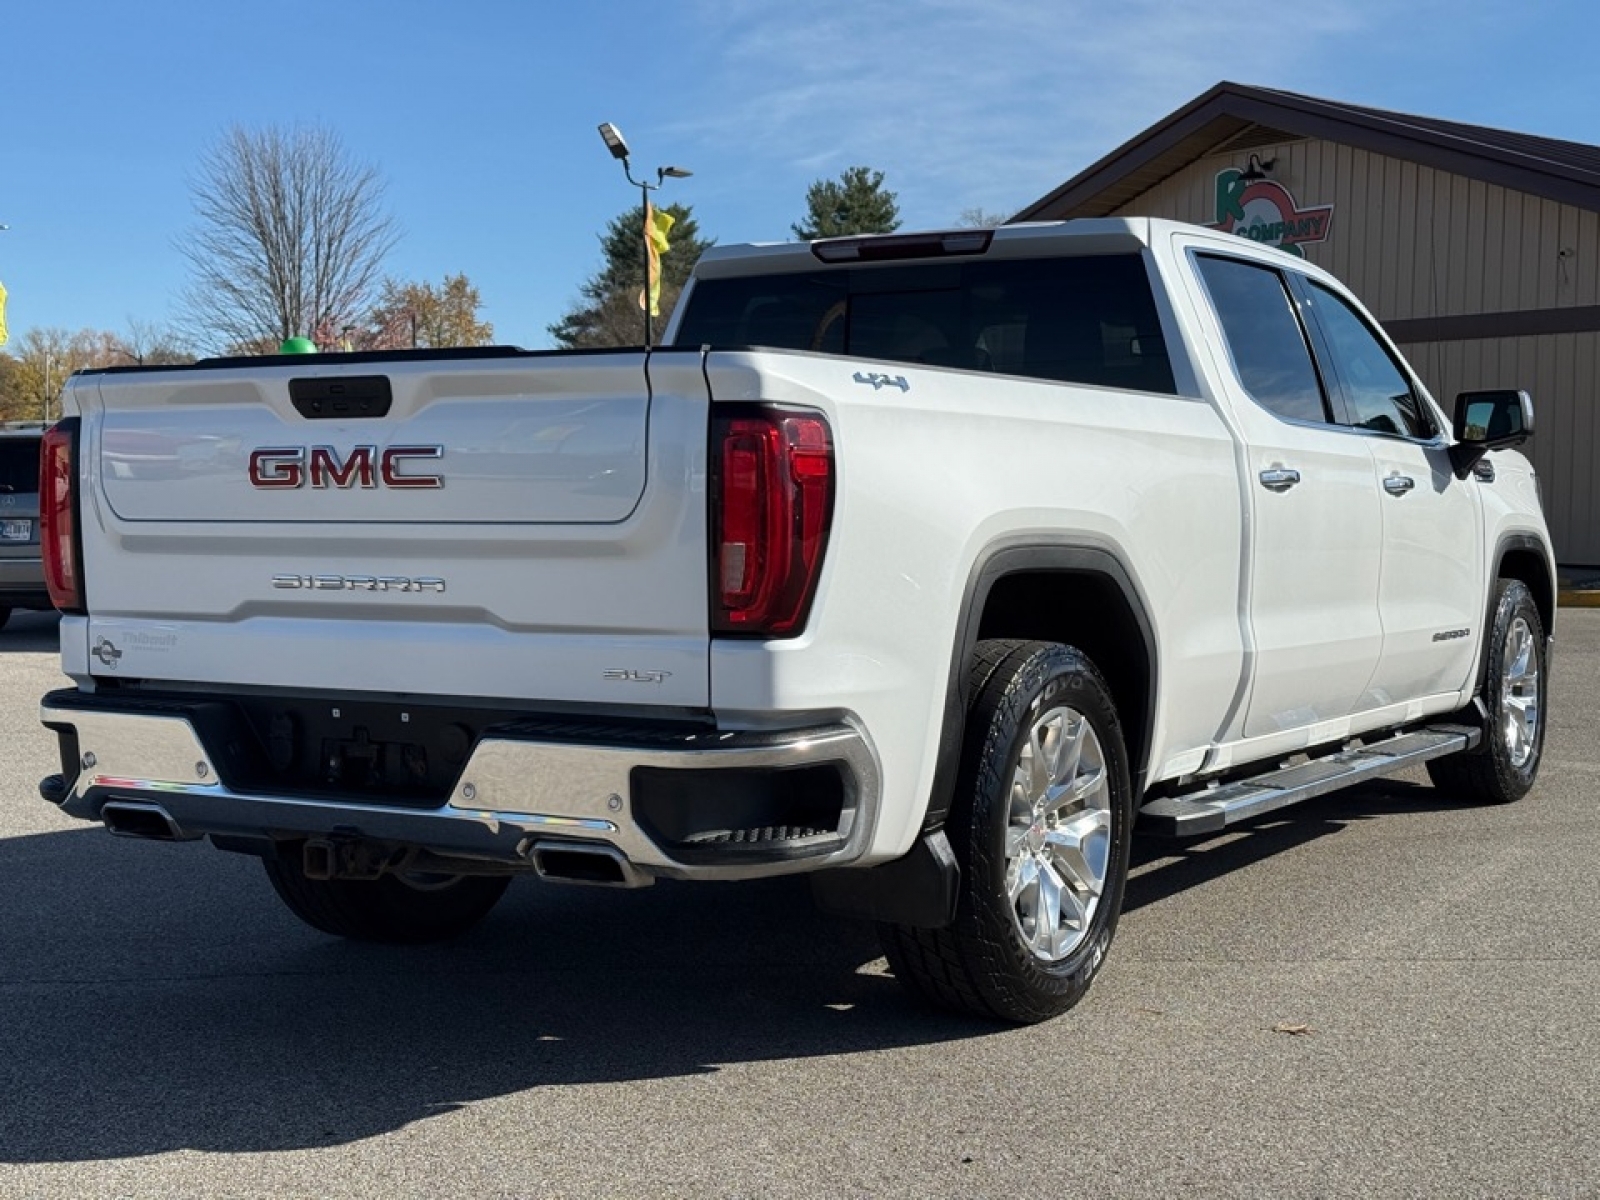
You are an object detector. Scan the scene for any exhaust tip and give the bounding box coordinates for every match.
[101,801,197,842]
[528,841,652,889]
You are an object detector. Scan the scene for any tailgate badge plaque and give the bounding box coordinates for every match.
[273,575,446,593]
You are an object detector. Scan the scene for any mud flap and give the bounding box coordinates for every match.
[809,829,960,929]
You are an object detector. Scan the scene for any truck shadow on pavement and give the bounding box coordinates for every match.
[0,825,987,1164]
[1123,777,1466,914]
[0,776,1455,1163]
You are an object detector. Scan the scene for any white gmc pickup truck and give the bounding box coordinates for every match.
[37,218,1553,1023]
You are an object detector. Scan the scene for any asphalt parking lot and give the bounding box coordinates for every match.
[1,607,1596,1199]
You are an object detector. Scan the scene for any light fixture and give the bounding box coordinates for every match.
[597,122,630,162]
[596,121,693,346]
[1240,153,1276,182]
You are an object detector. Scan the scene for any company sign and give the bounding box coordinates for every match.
[1208,168,1333,258]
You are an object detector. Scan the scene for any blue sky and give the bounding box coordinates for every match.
[1,0,1596,352]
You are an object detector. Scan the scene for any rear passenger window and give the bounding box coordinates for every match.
[1195,256,1329,424]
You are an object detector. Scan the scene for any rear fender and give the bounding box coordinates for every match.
[923,539,1158,831]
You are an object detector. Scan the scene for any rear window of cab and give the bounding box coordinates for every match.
[674,254,1177,396]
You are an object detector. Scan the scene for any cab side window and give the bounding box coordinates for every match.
[1195,255,1330,424]
[1306,282,1436,439]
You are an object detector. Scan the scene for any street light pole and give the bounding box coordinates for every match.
[597,123,691,346]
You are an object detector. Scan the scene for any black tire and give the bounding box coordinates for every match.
[263,854,511,944]
[0,606,11,631]
[1426,578,1547,804]
[880,639,1134,1024]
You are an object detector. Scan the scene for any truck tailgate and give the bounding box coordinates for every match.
[72,350,712,707]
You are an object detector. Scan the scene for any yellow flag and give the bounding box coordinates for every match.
[0,280,8,348]
[645,202,675,317]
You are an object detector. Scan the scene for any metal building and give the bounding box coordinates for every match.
[1014,82,1600,566]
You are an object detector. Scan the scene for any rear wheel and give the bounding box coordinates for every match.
[880,639,1134,1024]
[1426,578,1546,804]
[264,854,511,944]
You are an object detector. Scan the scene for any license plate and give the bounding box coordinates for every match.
[1,520,32,541]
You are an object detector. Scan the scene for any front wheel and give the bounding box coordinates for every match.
[1427,578,1547,804]
[880,639,1134,1024]
[264,854,511,944]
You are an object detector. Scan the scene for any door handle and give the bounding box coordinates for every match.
[1383,475,1416,496]
[1259,467,1301,492]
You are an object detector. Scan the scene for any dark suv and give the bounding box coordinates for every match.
[0,426,49,630]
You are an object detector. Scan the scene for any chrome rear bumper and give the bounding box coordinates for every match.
[40,692,879,882]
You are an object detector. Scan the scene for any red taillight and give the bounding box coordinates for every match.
[40,419,85,613]
[712,408,834,636]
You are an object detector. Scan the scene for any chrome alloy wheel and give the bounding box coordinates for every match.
[1003,704,1111,963]
[1500,615,1541,769]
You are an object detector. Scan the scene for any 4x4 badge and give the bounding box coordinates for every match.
[853,371,910,393]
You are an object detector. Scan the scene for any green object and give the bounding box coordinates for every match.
[792,166,901,241]
[278,336,317,354]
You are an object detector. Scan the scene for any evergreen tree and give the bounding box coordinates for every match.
[550,203,711,349]
[792,167,901,241]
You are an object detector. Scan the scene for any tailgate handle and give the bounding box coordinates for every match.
[290,376,393,420]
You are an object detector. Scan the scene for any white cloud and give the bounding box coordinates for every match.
[669,0,1426,228]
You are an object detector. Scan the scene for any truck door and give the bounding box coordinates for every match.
[1190,253,1384,738]
[1292,277,1482,703]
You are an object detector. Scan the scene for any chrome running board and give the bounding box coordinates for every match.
[1139,725,1481,838]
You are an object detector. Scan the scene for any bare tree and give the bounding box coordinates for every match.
[178,124,399,353]
[0,324,195,421]
[121,317,194,366]
[956,206,1014,228]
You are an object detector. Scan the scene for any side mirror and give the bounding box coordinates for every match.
[1449,389,1534,478]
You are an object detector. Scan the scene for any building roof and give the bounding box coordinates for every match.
[1013,81,1600,221]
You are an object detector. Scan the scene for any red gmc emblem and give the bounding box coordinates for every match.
[249,445,443,489]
